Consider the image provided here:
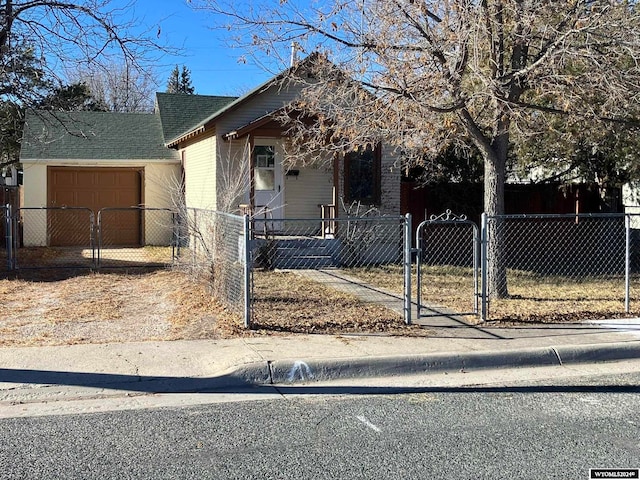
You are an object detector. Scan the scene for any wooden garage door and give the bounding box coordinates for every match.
[48,167,142,246]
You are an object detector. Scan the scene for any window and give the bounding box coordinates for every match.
[254,145,276,191]
[344,144,381,204]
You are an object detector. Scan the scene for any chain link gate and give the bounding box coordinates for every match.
[416,210,479,318]
[12,206,96,269]
[5,206,178,270]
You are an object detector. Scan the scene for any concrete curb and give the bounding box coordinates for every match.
[227,341,640,385]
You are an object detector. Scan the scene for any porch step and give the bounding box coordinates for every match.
[271,238,340,269]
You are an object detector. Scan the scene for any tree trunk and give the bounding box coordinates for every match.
[485,134,509,299]
[458,107,510,299]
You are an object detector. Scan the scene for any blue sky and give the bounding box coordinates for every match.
[125,0,273,96]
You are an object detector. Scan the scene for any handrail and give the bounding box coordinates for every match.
[320,203,336,239]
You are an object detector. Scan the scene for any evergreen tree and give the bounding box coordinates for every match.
[166,65,195,94]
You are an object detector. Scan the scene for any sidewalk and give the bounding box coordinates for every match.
[1,315,640,417]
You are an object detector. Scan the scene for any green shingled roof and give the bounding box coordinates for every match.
[20,110,180,161]
[155,93,237,144]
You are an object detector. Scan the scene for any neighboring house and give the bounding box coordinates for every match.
[0,164,19,186]
[19,56,402,247]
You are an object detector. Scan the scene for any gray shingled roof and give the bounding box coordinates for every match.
[155,93,237,144]
[20,110,180,161]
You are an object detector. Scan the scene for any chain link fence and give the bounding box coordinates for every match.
[8,205,640,328]
[4,206,178,270]
[248,216,409,329]
[251,217,405,269]
[97,207,178,268]
[481,213,636,322]
[413,212,640,323]
[176,208,247,318]
[1,204,8,274]
[16,207,96,269]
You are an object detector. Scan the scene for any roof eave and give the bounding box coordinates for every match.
[174,53,321,142]
[166,125,206,148]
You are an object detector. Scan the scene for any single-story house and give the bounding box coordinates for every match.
[19,56,401,247]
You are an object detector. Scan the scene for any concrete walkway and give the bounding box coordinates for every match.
[295,269,411,317]
[295,268,493,336]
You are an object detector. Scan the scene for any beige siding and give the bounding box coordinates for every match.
[145,163,181,209]
[216,137,251,213]
[22,162,48,209]
[20,162,47,246]
[284,163,333,218]
[182,133,217,210]
[216,82,304,135]
[144,163,182,244]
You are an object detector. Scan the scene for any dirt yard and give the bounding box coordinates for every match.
[0,269,243,347]
[0,268,420,347]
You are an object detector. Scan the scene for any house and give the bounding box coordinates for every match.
[158,56,401,221]
[19,56,402,247]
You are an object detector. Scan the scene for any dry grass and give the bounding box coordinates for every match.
[488,275,638,324]
[0,266,423,347]
[4,254,626,348]
[346,265,640,324]
[0,269,245,347]
[251,270,423,335]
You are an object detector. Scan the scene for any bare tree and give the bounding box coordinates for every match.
[194,0,640,297]
[0,0,168,109]
[67,62,158,112]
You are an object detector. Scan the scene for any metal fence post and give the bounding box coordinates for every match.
[416,221,423,318]
[404,213,412,325]
[625,214,631,313]
[5,204,11,271]
[243,214,251,328]
[11,205,18,270]
[171,211,178,263]
[473,223,480,315]
[480,212,488,321]
[192,208,197,270]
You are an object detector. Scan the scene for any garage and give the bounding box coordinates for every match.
[47,167,143,246]
[20,110,181,248]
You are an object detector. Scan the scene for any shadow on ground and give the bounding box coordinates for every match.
[1,368,639,395]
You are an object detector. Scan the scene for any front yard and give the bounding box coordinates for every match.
[0,268,418,347]
[2,261,635,348]
[347,265,640,323]
[0,270,241,347]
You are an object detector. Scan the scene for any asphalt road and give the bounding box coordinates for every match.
[1,371,639,480]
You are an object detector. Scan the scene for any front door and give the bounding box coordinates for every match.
[253,140,284,219]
